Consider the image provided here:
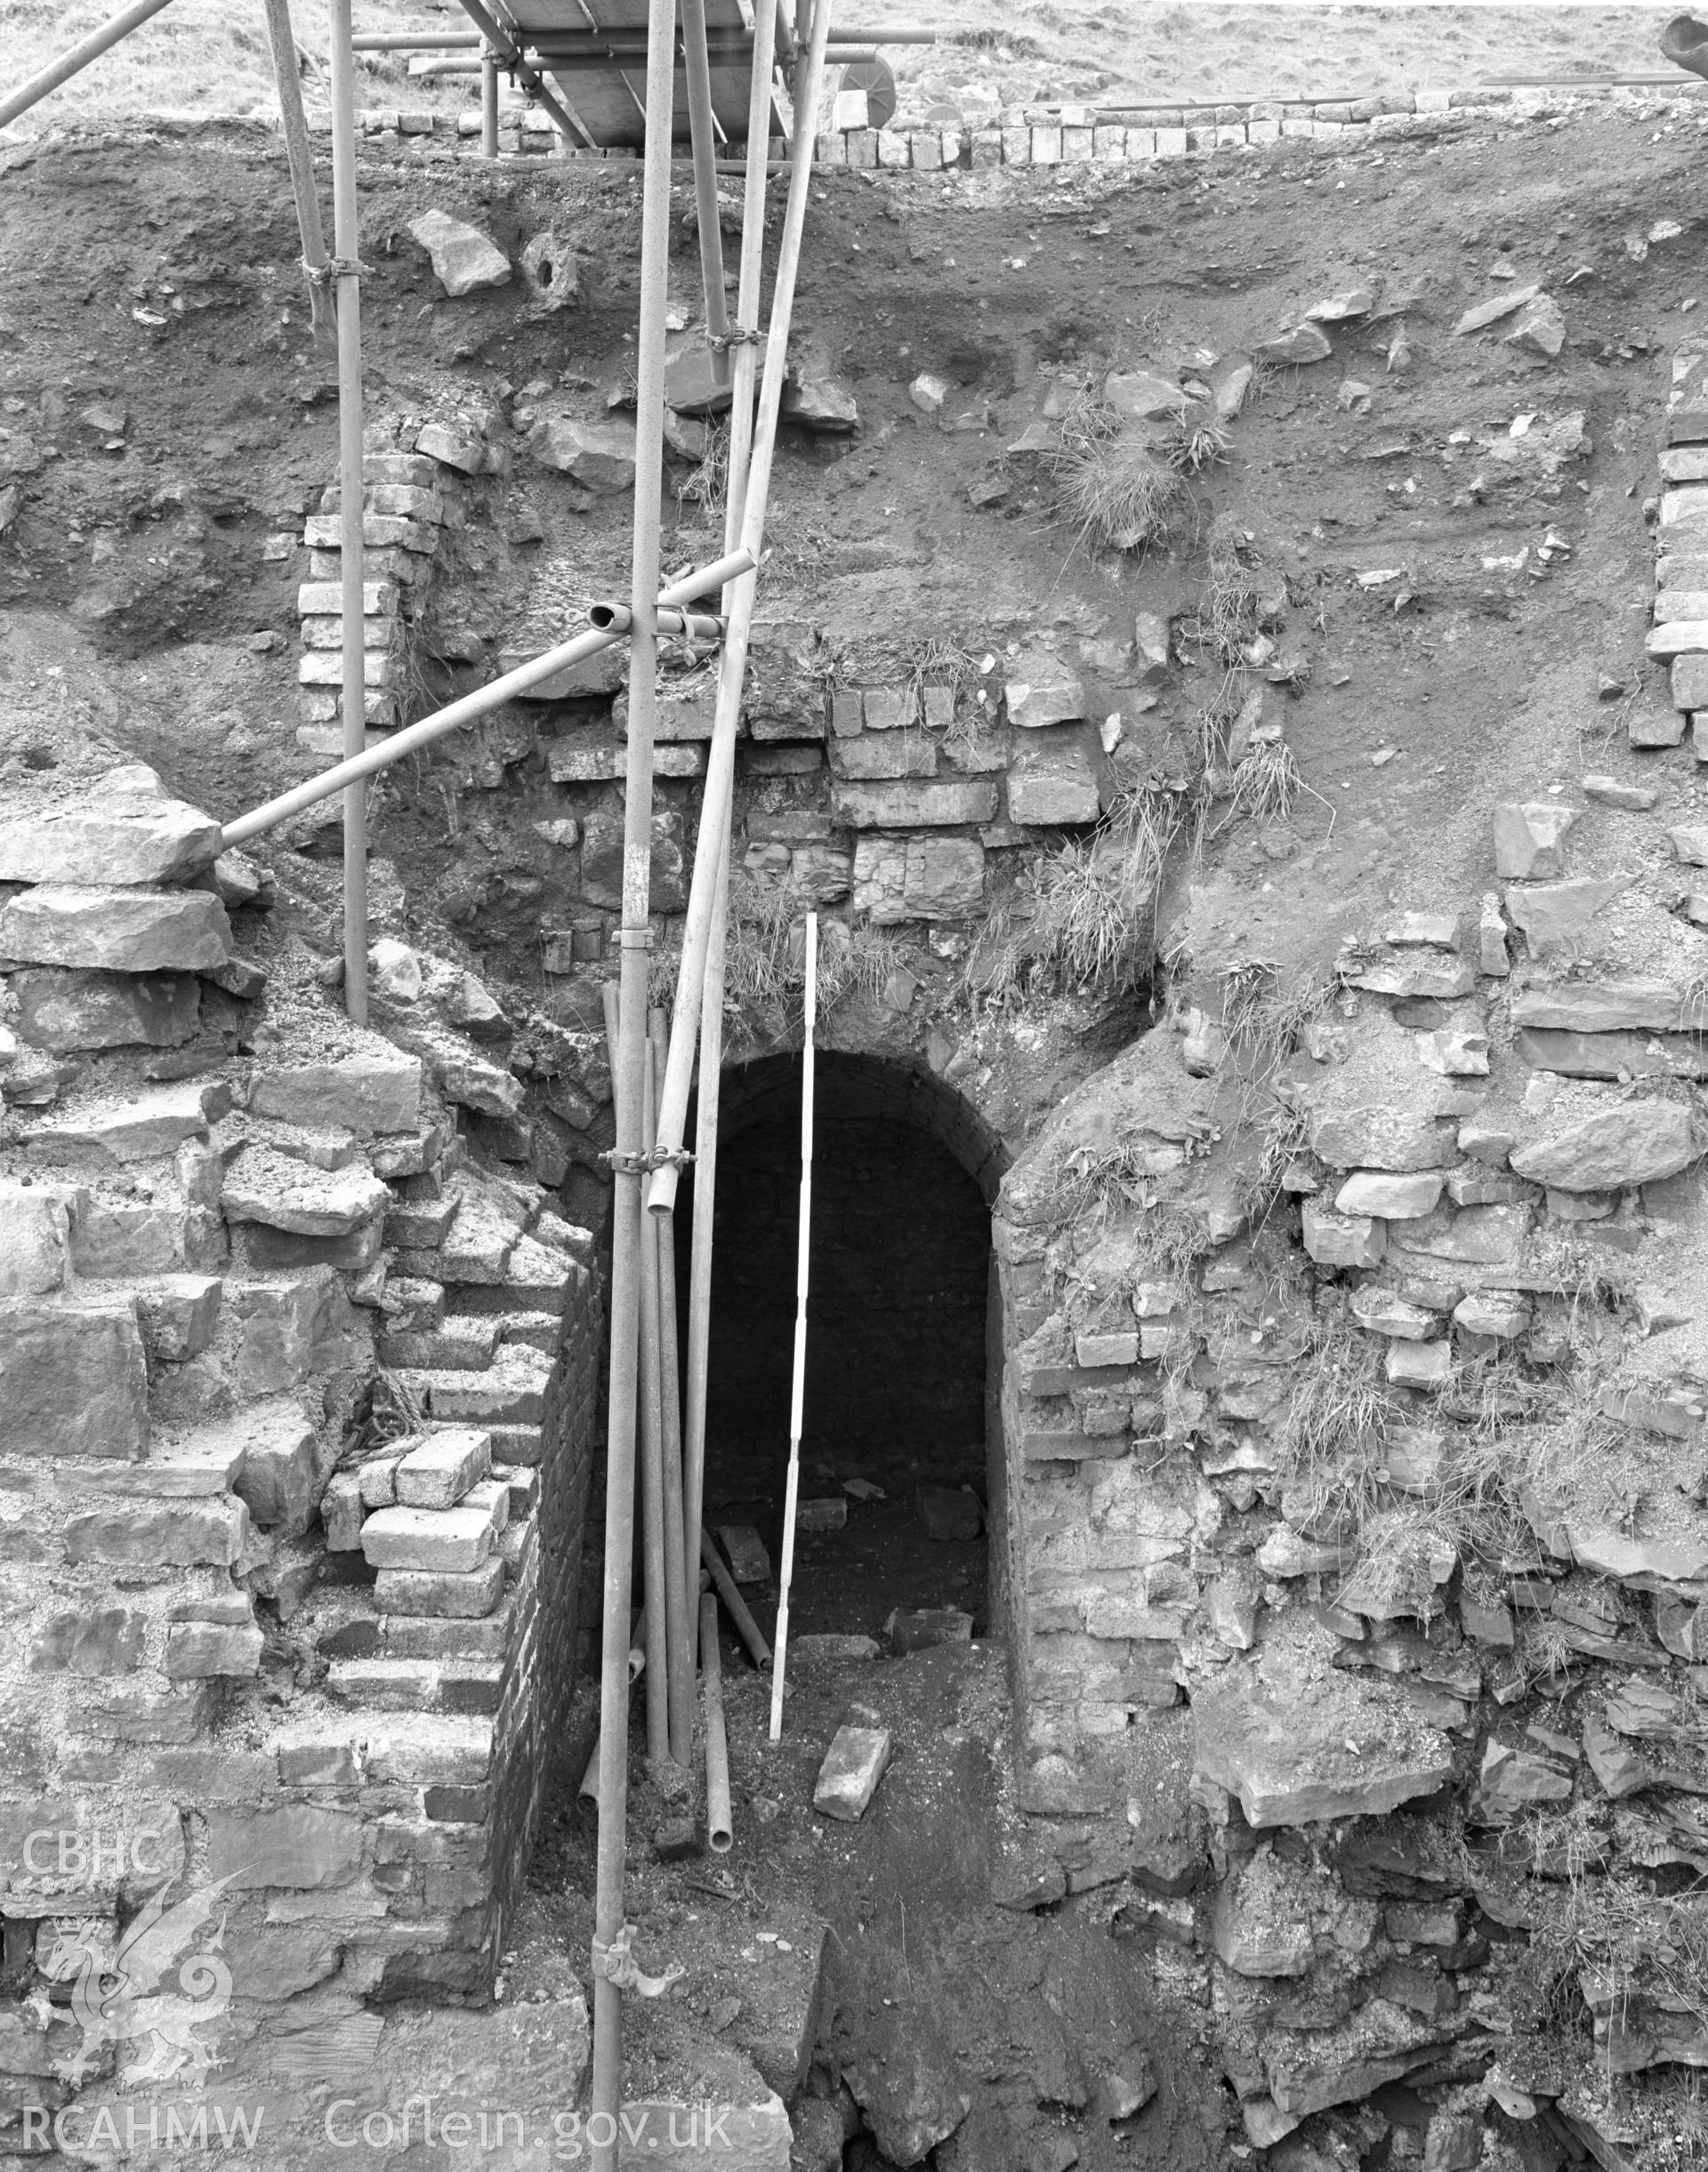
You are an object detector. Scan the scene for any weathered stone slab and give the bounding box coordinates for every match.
[528,415,634,492]
[65,1498,246,1566]
[1509,1100,1700,1191]
[1193,1649,1453,1828]
[12,967,200,1052]
[0,1296,149,1457]
[230,1401,318,1532]
[1510,980,1708,1034]
[248,1054,423,1135]
[1517,1029,1708,1081]
[831,779,999,829]
[0,886,231,973]
[0,763,220,885]
[395,1427,492,1509]
[408,209,511,295]
[24,1078,230,1162]
[222,1154,391,1237]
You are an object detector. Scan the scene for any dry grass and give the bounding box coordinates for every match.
[1059,434,1194,556]
[965,780,1203,1008]
[719,873,906,1043]
[0,0,477,126]
[1191,515,1263,666]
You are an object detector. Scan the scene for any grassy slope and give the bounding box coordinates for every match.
[0,0,1690,131]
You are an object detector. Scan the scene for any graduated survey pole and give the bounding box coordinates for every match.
[681,0,778,1671]
[328,0,368,1026]
[769,913,818,1742]
[588,0,677,2153]
[646,0,834,1215]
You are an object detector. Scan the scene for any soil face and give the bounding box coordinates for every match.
[4,84,1708,2172]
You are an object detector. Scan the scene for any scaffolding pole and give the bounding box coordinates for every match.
[328,0,368,1027]
[588,0,677,2155]
[219,549,752,850]
[0,0,179,131]
[679,0,732,384]
[261,0,334,339]
[480,42,501,154]
[646,0,835,1218]
[769,912,818,1743]
[451,0,599,149]
[680,0,777,1672]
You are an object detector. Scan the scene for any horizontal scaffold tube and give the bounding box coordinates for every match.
[588,602,725,640]
[218,546,753,850]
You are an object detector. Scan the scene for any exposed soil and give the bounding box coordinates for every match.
[513,1640,1227,2172]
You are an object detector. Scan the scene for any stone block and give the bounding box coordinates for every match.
[205,1805,363,1889]
[812,1725,892,1821]
[248,1054,422,1135]
[165,1620,263,1678]
[1008,727,1102,826]
[409,209,511,295]
[1334,1171,1444,1220]
[28,1607,146,1675]
[0,763,219,886]
[831,779,999,830]
[1301,1200,1385,1268]
[1492,803,1576,879]
[361,1503,496,1573]
[25,1077,230,1163]
[231,1402,318,1532]
[1510,1100,1700,1192]
[1004,650,1085,727]
[528,415,635,492]
[12,966,200,1052]
[222,1154,390,1238]
[66,1497,246,1567]
[830,731,935,780]
[395,1427,492,1509]
[70,1199,196,1278]
[903,835,985,918]
[375,1560,506,1617]
[0,885,231,973]
[0,1181,75,1295]
[0,1296,149,1457]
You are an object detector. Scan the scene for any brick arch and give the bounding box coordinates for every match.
[709,1049,1011,1205]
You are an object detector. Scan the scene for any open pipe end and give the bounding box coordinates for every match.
[707,1826,734,1853]
[588,603,622,631]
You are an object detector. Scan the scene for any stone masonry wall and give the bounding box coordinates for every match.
[0,762,601,2142]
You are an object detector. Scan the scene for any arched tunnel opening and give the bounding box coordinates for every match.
[674,1052,1010,1643]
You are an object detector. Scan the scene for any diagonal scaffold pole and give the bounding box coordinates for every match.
[259,0,334,339]
[645,0,836,1225]
[587,0,678,2156]
[0,0,179,131]
[680,0,778,1674]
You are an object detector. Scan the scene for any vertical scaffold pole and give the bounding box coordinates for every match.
[480,42,501,156]
[588,0,676,2156]
[680,0,780,1670]
[328,0,367,1025]
[769,911,818,1742]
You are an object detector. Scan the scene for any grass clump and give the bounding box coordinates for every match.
[1060,435,1194,554]
[965,781,1203,1007]
[720,873,909,1043]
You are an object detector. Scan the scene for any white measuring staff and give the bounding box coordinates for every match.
[769,910,818,1742]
